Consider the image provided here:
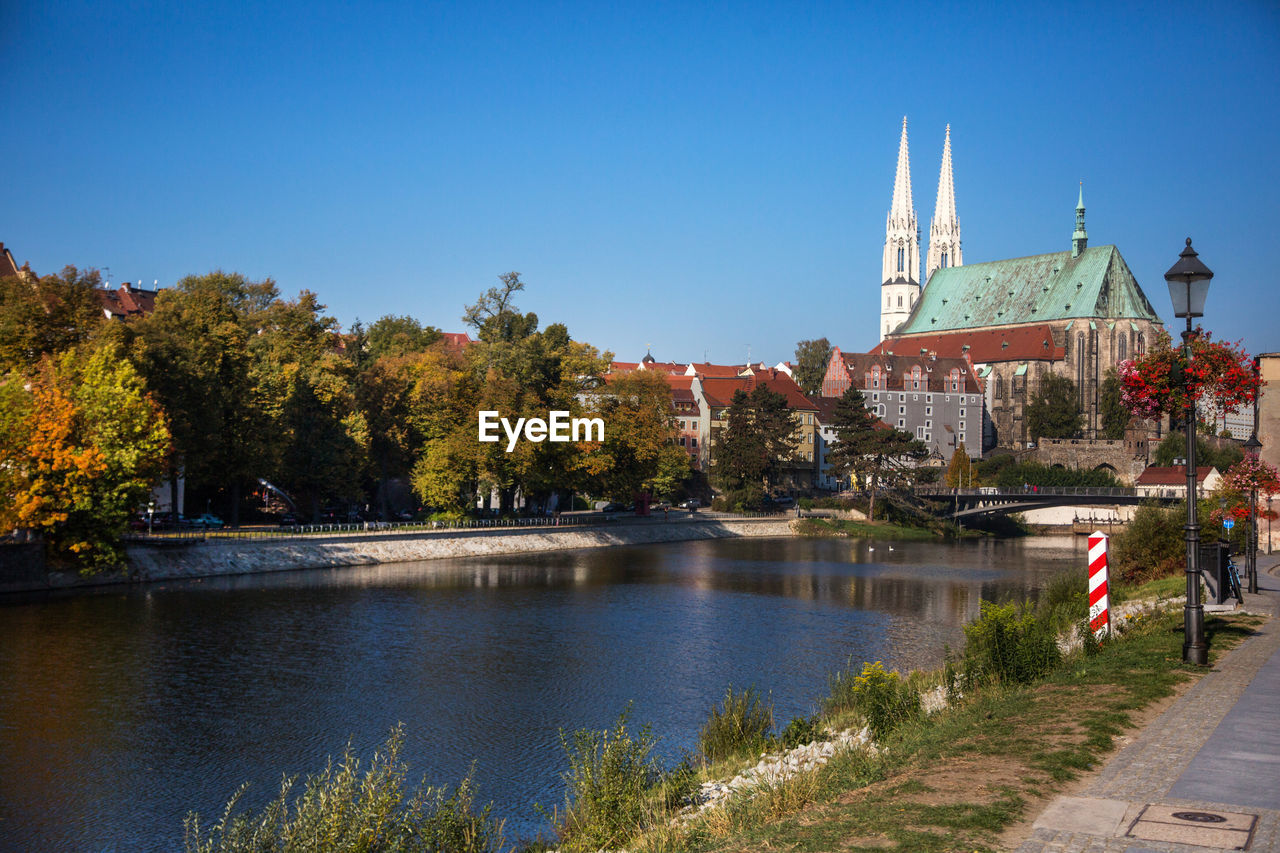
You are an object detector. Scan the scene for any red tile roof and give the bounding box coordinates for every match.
[0,242,19,278]
[874,324,1065,364]
[699,370,817,411]
[97,282,159,319]
[441,332,473,349]
[1136,466,1216,486]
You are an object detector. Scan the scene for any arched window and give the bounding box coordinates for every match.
[897,245,904,273]
[886,294,891,307]
[995,375,1004,400]
[1118,334,1127,361]
[1077,333,1086,407]
[910,366,922,390]
[897,294,903,308]
[941,252,948,269]
[1137,332,1146,354]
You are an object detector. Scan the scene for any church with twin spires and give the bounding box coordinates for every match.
[872,117,1165,450]
[881,117,961,341]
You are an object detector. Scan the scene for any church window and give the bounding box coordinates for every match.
[886,295,890,307]
[897,294,903,308]
[1077,333,1086,406]
[1137,332,1146,355]
[995,376,1004,400]
[897,246,904,272]
[910,292,916,306]
[1118,334,1127,361]
[941,252,948,269]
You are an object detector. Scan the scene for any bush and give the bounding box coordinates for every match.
[711,487,766,512]
[961,601,1061,687]
[556,707,663,852]
[1038,570,1088,634]
[824,661,921,742]
[697,686,775,765]
[1111,502,1185,583]
[183,725,503,853]
[779,715,822,749]
[993,462,1120,490]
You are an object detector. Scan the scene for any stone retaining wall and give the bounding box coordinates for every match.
[25,517,795,592]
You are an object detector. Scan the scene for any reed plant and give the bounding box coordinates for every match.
[696,686,775,765]
[554,707,666,852]
[183,724,503,853]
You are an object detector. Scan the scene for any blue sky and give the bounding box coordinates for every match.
[3,1,1278,365]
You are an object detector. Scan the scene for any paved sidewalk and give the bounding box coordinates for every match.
[1015,553,1280,852]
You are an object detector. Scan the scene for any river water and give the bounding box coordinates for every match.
[0,534,1086,851]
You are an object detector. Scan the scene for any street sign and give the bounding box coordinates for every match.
[1224,518,1235,530]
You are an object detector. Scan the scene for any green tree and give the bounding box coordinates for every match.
[792,337,831,396]
[711,385,798,501]
[1153,431,1243,473]
[132,272,274,525]
[826,388,927,520]
[1025,373,1082,441]
[364,314,442,360]
[1098,369,1128,440]
[945,441,973,489]
[0,265,105,371]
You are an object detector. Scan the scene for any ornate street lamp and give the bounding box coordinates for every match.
[1244,431,1263,594]
[1165,238,1213,665]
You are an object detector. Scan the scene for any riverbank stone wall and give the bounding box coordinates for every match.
[17,517,796,592]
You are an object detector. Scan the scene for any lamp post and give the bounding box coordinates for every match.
[1166,238,1213,665]
[1244,431,1262,594]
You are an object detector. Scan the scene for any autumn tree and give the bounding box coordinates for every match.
[0,342,170,569]
[944,441,973,489]
[577,370,690,501]
[792,338,832,396]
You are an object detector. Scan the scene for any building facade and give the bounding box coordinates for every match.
[820,347,982,462]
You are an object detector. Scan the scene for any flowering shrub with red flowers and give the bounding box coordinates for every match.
[1117,328,1259,420]
[1211,455,1280,522]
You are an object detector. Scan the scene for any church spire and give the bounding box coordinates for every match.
[926,123,962,283]
[888,116,915,231]
[1072,182,1088,258]
[881,117,921,341]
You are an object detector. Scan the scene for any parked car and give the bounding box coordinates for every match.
[190,513,224,528]
[599,502,628,512]
[771,496,796,508]
[678,498,701,509]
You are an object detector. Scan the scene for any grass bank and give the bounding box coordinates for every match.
[794,517,970,541]
[544,573,1260,853]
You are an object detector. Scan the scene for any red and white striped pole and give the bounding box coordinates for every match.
[1088,531,1111,638]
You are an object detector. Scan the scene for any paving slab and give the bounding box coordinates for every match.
[1014,558,1280,852]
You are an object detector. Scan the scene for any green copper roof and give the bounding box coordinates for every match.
[900,245,1161,334]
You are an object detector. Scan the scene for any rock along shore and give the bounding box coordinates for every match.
[25,516,797,592]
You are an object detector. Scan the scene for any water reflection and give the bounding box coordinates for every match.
[0,535,1084,851]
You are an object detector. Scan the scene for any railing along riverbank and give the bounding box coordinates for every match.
[122,510,793,544]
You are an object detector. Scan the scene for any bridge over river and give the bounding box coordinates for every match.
[913,485,1180,519]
